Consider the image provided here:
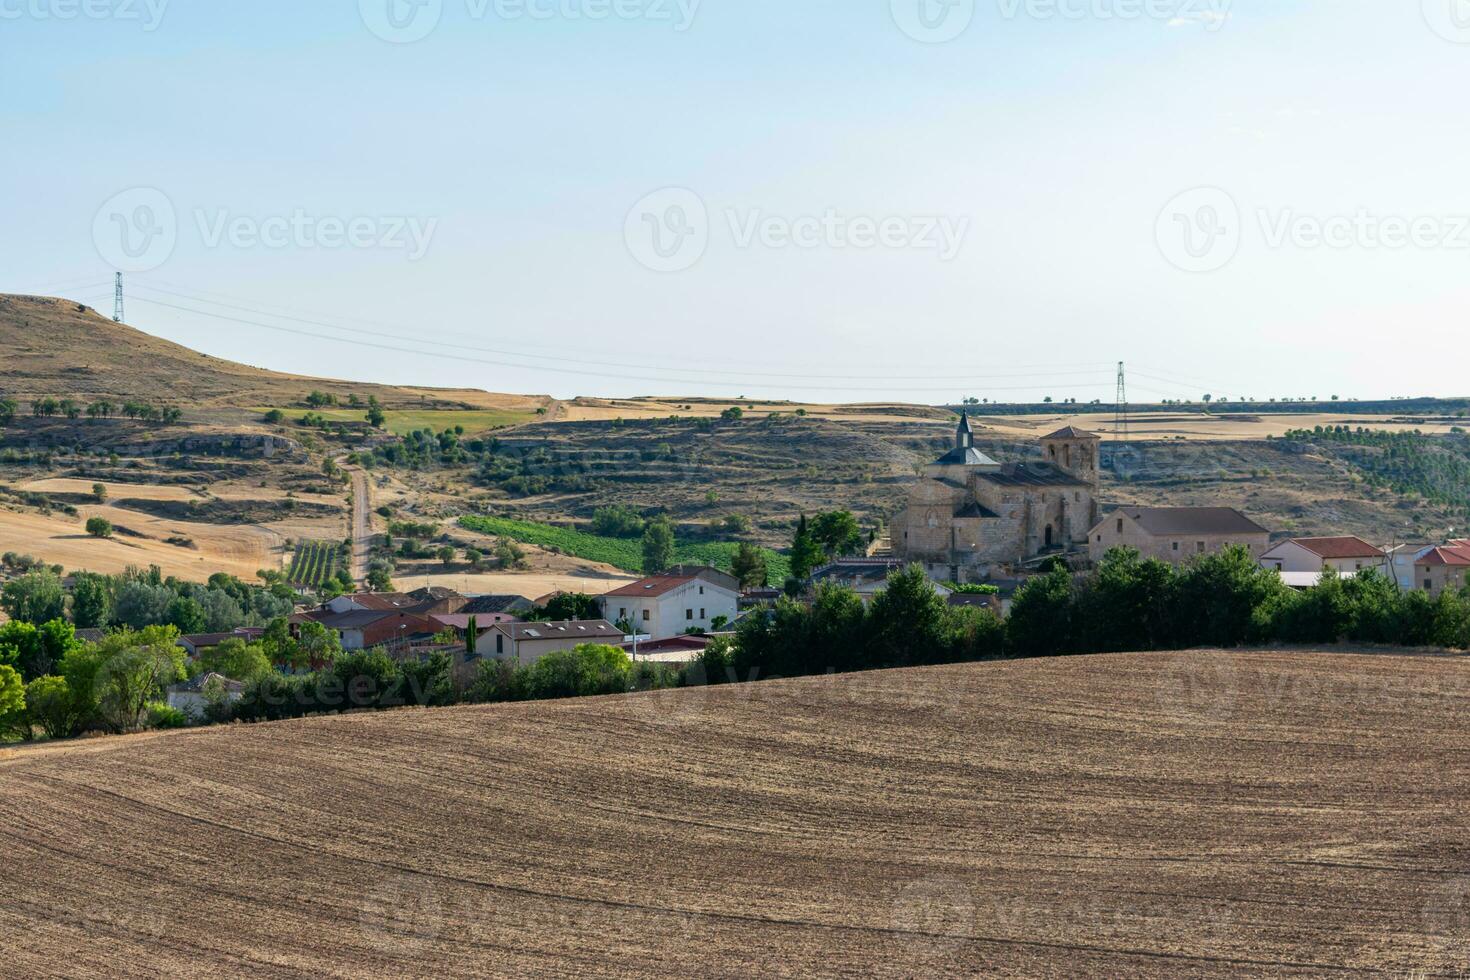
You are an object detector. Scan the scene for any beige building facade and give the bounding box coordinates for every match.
[892,417,1101,580]
[1089,507,1271,566]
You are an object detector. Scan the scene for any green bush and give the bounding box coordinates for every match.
[146,702,189,730]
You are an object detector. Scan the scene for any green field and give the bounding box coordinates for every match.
[288,540,350,588]
[256,407,537,436]
[459,515,790,583]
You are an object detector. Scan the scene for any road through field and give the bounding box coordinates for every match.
[347,466,372,582]
[2,650,1469,977]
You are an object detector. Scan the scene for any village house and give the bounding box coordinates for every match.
[166,673,245,719]
[1089,507,1271,565]
[892,416,1101,581]
[805,559,953,605]
[177,627,266,657]
[598,566,740,639]
[481,620,626,666]
[1415,541,1470,596]
[1260,536,1386,586]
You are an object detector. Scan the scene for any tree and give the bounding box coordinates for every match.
[721,406,744,421]
[91,482,108,503]
[0,665,26,741]
[540,593,602,621]
[296,621,343,670]
[85,516,113,538]
[437,545,457,567]
[61,627,186,734]
[197,638,273,683]
[493,538,527,570]
[866,565,949,669]
[263,409,285,424]
[810,511,863,559]
[789,515,825,582]
[1007,565,1076,658]
[165,596,207,635]
[730,542,769,589]
[367,396,386,429]
[366,565,394,592]
[0,398,17,426]
[641,516,675,575]
[24,675,79,740]
[463,548,483,570]
[1,571,66,625]
[522,644,631,700]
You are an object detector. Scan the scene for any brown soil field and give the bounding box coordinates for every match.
[3,649,1468,977]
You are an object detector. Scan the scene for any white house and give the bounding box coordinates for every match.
[1259,537,1386,576]
[599,566,741,640]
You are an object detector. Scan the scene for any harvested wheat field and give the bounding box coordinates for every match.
[3,650,1470,977]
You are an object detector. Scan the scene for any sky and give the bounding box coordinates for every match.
[3,0,1470,405]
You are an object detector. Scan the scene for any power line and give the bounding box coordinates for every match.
[124,294,1127,396]
[126,283,1120,387]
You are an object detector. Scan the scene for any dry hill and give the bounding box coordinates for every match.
[0,294,549,412]
[3,650,1468,977]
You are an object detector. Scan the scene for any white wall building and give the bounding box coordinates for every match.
[1259,537,1386,576]
[599,567,741,640]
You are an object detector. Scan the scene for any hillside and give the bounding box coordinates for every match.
[0,294,549,412]
[3,650,1467,977]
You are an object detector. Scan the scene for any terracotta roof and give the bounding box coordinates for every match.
[1116,507,1269,536]
[603,575,700,598]
[1419,545,1470,567]
[1277,536,1383,560]
[1042,426,1100,440]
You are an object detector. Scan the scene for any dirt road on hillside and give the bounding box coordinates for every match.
[347,466,372,582]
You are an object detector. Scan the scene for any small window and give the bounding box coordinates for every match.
[1197,542,1206,554]
[1172,542,1180,552]
[699,586,705,595]
[643,609,651,622]
[1426,579,1434,591]
[496,634,504,655]
[1096,535,1102,543]
[1275,562,1283,571]
[700,608,706,619]
[1116,519,1123,534]
[686,609,694,620]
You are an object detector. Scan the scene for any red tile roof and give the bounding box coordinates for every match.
[603,575,699,599]
[1419,545,1470,567]
[1284,536,1383,560]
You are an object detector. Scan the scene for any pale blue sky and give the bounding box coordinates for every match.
[4,1,1469,403]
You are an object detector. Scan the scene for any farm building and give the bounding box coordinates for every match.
[1089,507,1271,566]
[480,620,626,666]
[1260,537,1386,576]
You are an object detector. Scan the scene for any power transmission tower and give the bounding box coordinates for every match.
[113,273,124,323]
[1113,361,1130,448]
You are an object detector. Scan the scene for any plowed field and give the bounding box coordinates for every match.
[3,650,1468,977]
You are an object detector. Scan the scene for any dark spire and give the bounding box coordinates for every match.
[956,412,973,449]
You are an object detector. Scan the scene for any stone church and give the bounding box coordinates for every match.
[892,415,1101,580]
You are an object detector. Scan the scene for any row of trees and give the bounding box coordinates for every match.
[11,398,183,423]
[0,565,295,633]
[698,549,1470,690]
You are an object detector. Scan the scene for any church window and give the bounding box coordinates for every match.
[1116,519,1124,534]
[1172,542,1180,552]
